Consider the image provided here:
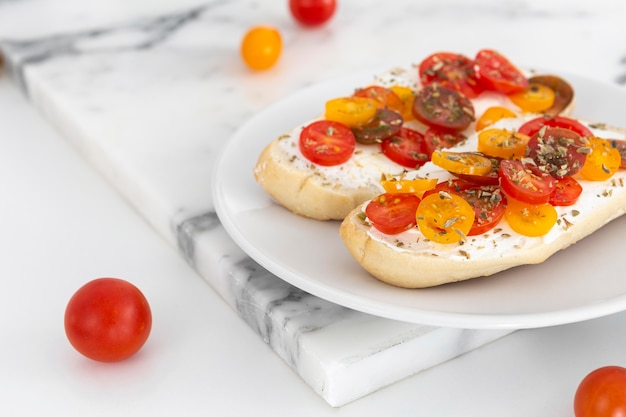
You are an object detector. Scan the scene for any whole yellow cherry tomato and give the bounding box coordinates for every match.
[240,26,282,71]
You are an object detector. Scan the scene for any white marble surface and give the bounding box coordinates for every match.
[1,0,626,411]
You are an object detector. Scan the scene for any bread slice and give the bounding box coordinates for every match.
[339,120,626,288]
[254,66,575,220]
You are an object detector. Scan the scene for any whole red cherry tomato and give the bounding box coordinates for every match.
[289,0,337,26]
[64,277,152,362]
[574,366,626,417]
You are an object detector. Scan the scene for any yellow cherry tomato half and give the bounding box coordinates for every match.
[504,197,557,237]
[240,26,282,71]
[508,82,555,113]
[389,85,416,121]
[324,96,379,127]
[416,192,475,244]
[431,150,493,176]
[477,128,530,160]
[380,177,438,197]
[579,137,621,181]
[475,106,517,131]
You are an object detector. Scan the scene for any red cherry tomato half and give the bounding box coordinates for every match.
[380,127,430,169]
[499,159,556,204]
[289,0,337,27]
[526,127,588,178]
[365,193,421,235]
[412,84,475,131]
[549,176,583,206]
[574,366,626,417]
[518,115,594,138]
[299,120,356,166]
[474,49,528,94]
[418,52,484,99]
[64,278,152,362]
[424,127,467,156]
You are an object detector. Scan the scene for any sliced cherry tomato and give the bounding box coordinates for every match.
[289,0,336,26]
[527,74,574,116]
[353,86,406,115]
[610,138,626,168]
[416,192,475,244]
[549,176,583,206]
[526,127,588,178]
[475,106,517,131]
[380,127,430,169]
[299,120,356,166]
[389,85,416,121]
[431,150,493,176]
[508,82,555,113]
[324,96,378,128]
[64,277,152,362]
[474,49,528,94]
[574,366,626,417]
[418,52,484,98]
[452,156,501,186]
[579,137,621,181]
[380,176,438,197]
[518,115,594,138]
[424,180,506,235]
[365,193,421,235]
[424,127,467,156]
[240,26,282,71]
[352,108,403,144]
[477,128,529,159]
[504,197,557,237]
[499,159,557,204]
[412,84,475,131]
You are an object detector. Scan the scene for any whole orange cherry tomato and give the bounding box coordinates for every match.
[240,26,282,71]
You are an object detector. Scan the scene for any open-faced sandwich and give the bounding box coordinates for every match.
[254,49,576,220]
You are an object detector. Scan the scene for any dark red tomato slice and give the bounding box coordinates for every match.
[299,120,356,166]
[352,108,403,144]
[518,115,594,138]
[423,179,506,235]
[609,138,626,168]
[549,176,583,206]
[499,159,557,204]
[474,49,528,94]
[412,84,475,131]
[365,193,421,235]
[418,52,484,99]
[453,156,501,186]
[424,127,467,156]
[526,127,588,178]
[381,127,430,168]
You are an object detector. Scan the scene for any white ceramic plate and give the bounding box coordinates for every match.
[213,69,626,329]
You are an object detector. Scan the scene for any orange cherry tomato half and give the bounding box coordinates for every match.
[324,96,378,128]
[64,278,152,362]
[609,138,626,168]
[579,137,621,181]
[475,106,517,131]
[380,177,438,197]
[365,193,421,235]
[574,366,626,417]
[474,49,528,94]
[353,85,406,115]
[504,197,557,237]
[418,52,484,99]
[416,192,475,244]
[412,84,475,132]
[477,128,529,160]
[389,85,416,121]
[508,82,556,113]
[240,26,282,71]
[380,127,430,169]
[549,176,583,206]
[299,120,356,166]
[431,150,493,176]
[498,159,556,205]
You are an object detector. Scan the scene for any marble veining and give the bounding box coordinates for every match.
[1,0,626,407]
